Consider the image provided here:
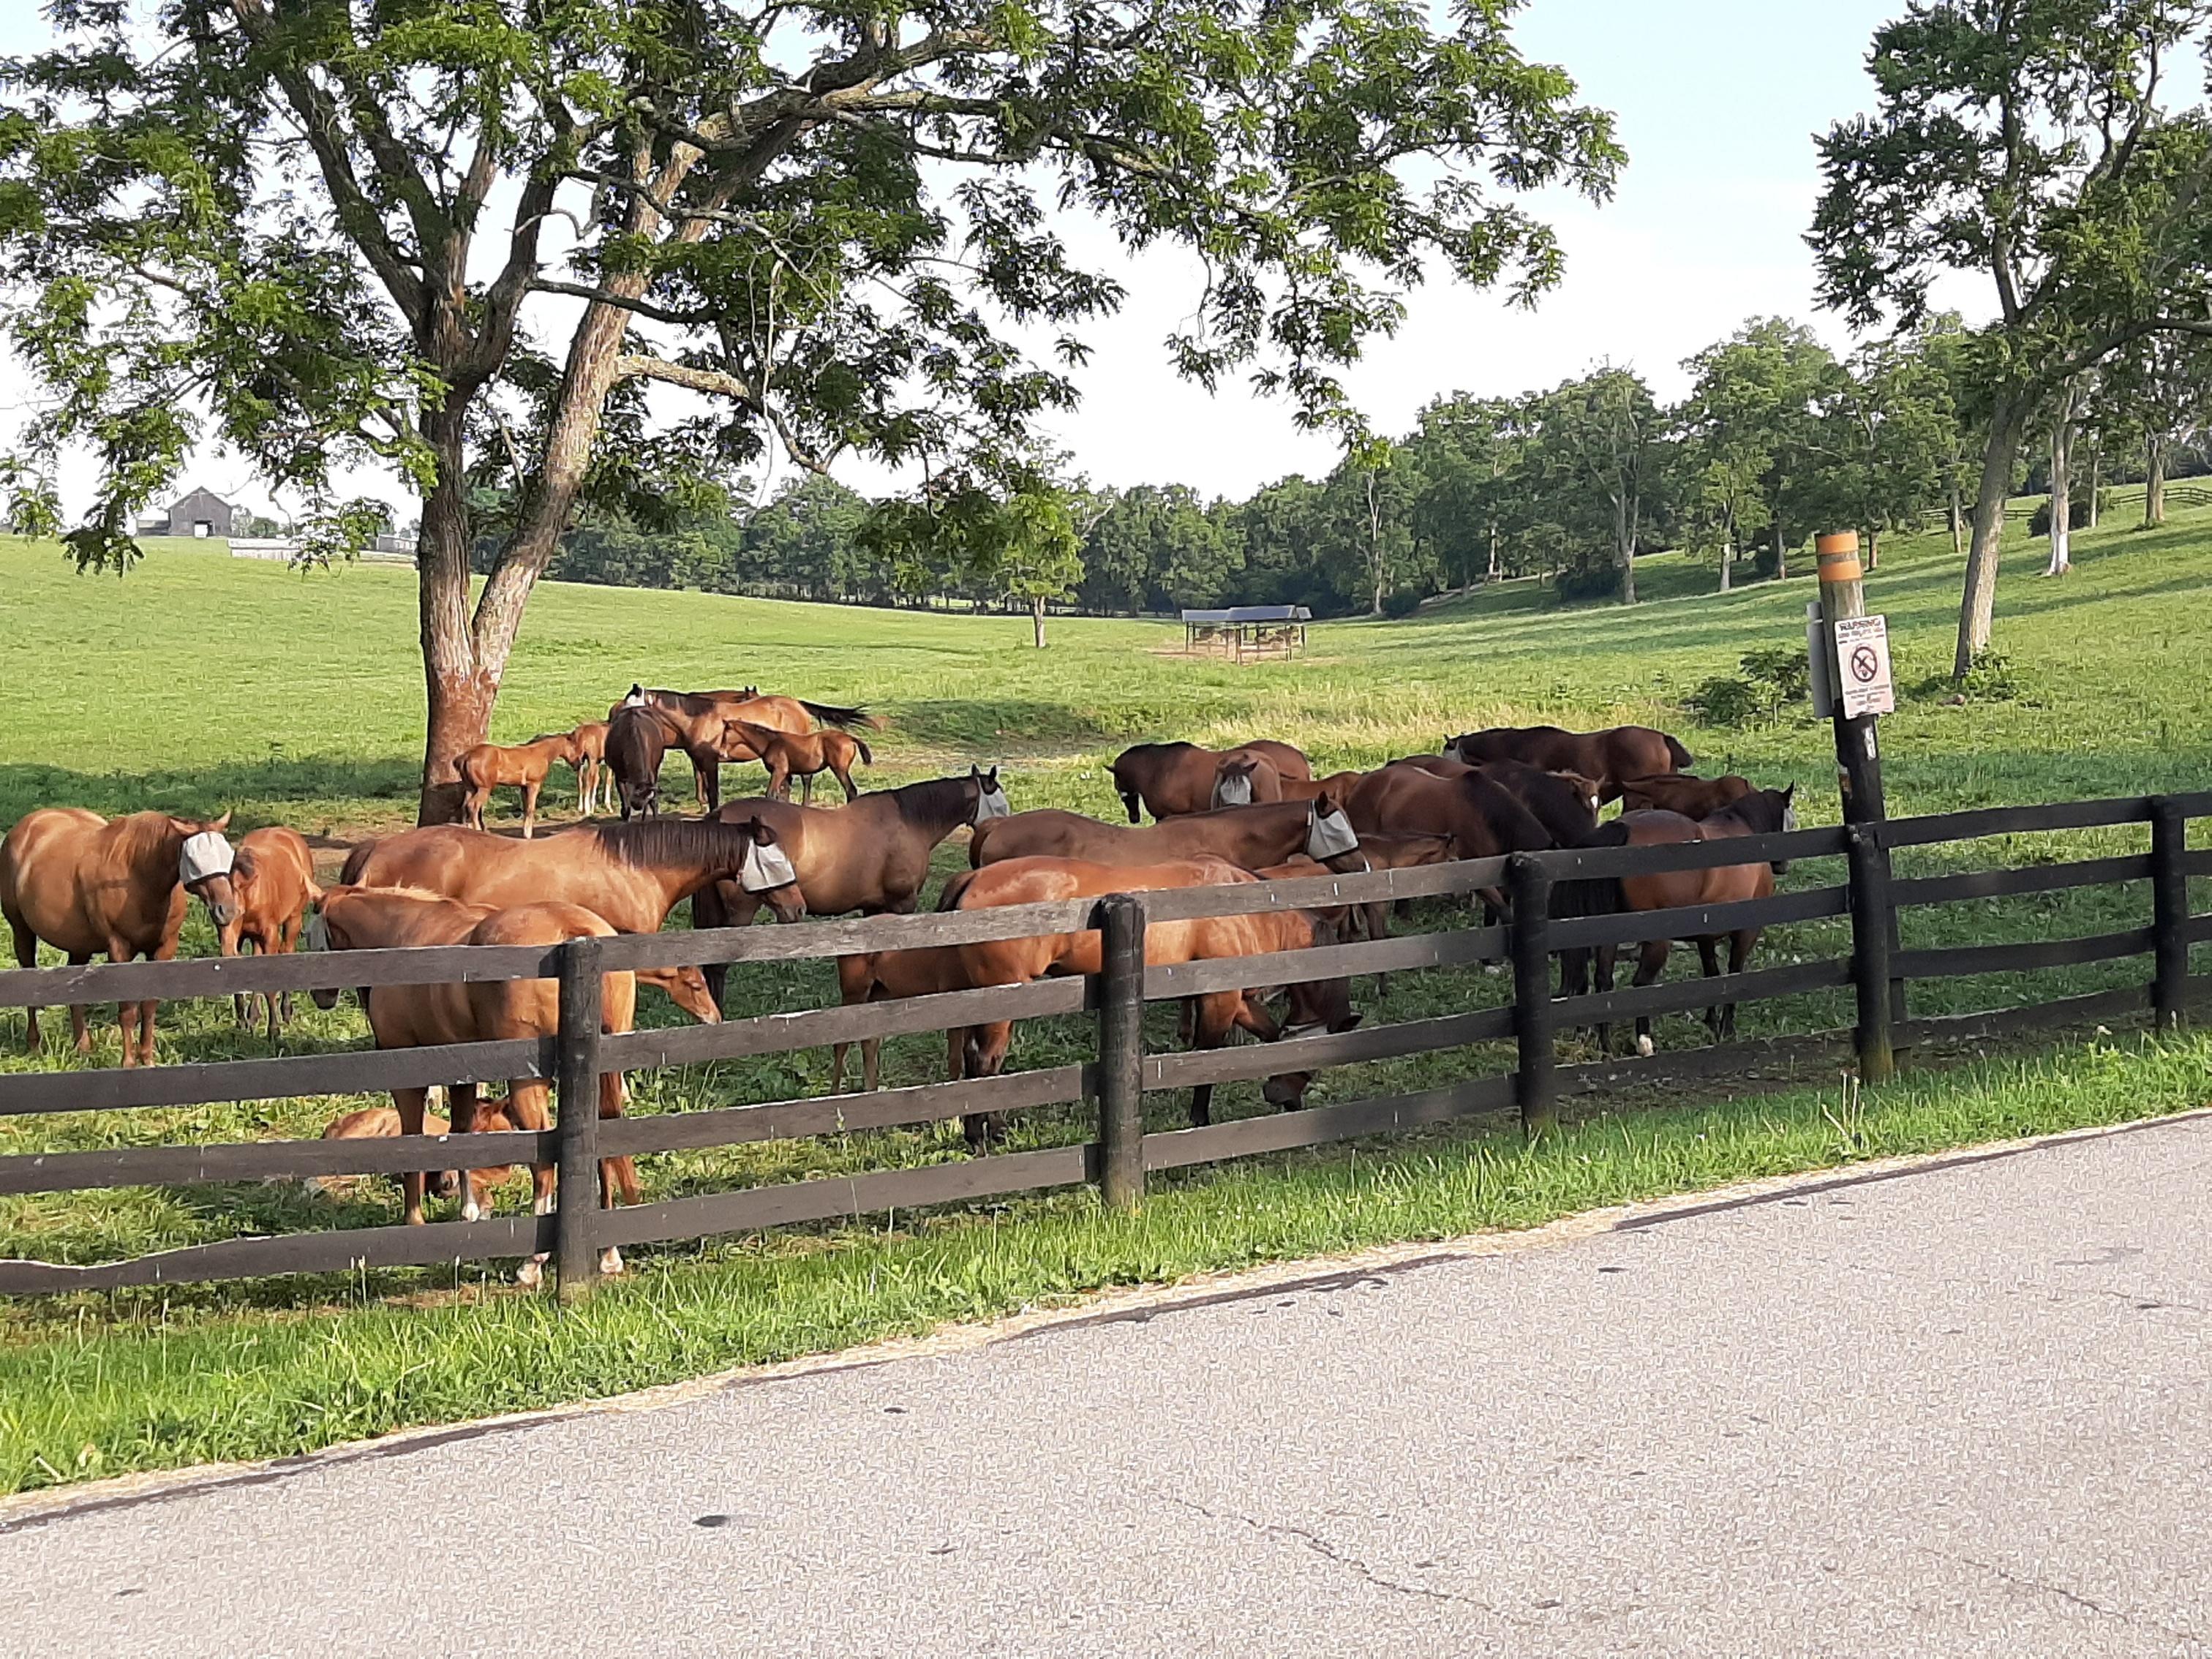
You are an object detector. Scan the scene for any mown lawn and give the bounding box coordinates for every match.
[0,494,2207,1494]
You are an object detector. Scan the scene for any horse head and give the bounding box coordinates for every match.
[1304,794,1361,864]
[174,811,238,930]
[970,764,1011,824]
[1213,756,1259,808]
[1260,915,1362,1109]
[731,817,808,922]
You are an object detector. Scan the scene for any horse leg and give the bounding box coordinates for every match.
[1696,936,1724,1043]
[521,780,541,840]
[10,919,45,1053]
[960,1018,1015,1151]
[595,1072,636,1276]
[391,1086,431,1226]
[800,770,813,805]
[502,1079,555,1287]
[273,919,298,1035]
[1631,940,1670,1057]
[1721,930,1758,1042]
[1591,944,1617,1056]
[835,762,857,803]
[701,756,720,813]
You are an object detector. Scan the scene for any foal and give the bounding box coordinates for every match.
[457,732,582,838]
[568,721,612,816]
[724,718,873,803]
[217,825,319,1037]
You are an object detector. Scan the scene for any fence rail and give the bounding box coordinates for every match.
[0,789,2206,1298]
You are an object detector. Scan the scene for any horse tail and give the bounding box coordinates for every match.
[854,737,873,767]
[800,699,872,731]
[339,840,375,886]
[936,867,980,911]
[1107,757,1143,824]
[1663,734,1695,770]
[1551,819,1629,924]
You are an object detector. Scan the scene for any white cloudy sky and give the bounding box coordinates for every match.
[1,0,1987,519]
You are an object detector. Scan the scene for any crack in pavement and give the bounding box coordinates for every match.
[1931,1551,2205,1647]
[1161,1493,1521,1621]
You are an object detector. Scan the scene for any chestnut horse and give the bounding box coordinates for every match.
[314,1101,523,1211]
[458,731,582,838]
[1444,725,1692,802]
[938,855,1359,1144]
[1565,786,1798,1056]
[1620,772,1756,817]
[617,686,873,810]
[2,808,237,1066]
[723,718,873,804]
[342,816,806,938]
[970,797,1365,875]
[691,770,1009,1002]
[219,824,319,1037]
[568,721,613,816]
[1109,740,1313,821]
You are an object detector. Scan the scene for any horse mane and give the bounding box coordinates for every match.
[646,687,720,716]
[109,811,188,873]
[1711,789,1789,835]
[589,817,750,871]
[889,775,978,832]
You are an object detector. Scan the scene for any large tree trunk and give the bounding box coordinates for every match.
[1955,394,2030,677]
[2145,432,2168,526]
[1949,478,1964,560]
[2085,444,2100,527]
[1031,595,1047,647]
[2045,391,2074,577]
[1718,538,1731,593]
[1864,524,1880,573]
[1614,489,1636,605]
[1771,520,1786,581]
[414,407,492,825]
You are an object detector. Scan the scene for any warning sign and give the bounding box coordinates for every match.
[1832,614,1894,718]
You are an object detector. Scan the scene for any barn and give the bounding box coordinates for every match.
[142,486,239,538]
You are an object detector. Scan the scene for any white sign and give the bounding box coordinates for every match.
[1833,614,1894,718]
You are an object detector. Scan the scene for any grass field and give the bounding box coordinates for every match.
[0,494,2208,1493]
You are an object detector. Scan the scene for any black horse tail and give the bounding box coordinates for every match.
[1107,759,1143,824]
[854,737,873,767]
[801,699,875,731]
[1663,734,1695,770]
[1551,819,1630,923]
[936,867,980,911]
[339,839,375,886]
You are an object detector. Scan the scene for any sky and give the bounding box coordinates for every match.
[0,0,1983,519]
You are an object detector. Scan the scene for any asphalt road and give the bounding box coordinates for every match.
[9,1114,2211,1658]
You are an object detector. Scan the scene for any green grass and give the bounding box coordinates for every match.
[1,500,2209,1493]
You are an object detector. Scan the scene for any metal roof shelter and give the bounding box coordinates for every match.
[1181,604,1311,662]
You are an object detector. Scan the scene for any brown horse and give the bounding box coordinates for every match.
[723,718,873,804]
[1109,740,1314,821]
[1475,760,1604,847]
[1,808,237,1066]
[1566,786,1798,1055]
[342,816,806,938]
[1444,725,1692,802]
[1619,772,1756,816]
[219,824,319,1037]
[313,1102,523,1212]
[568,721,612,816]
[690,771,1006,1003]
[938,855,1358,1143]
[458,731,582,838]
[617,686,873,810]
[603,702,693,819]
[1346,767,1556,860]
[971,797,1364,875]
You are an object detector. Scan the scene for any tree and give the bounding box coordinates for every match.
[1811,1,2212,677]
[2101,332,2212,524]
[865,474,1082,644]
[1404,396,1519,587]
[1543,366,1658,603]
[0,1,1623,819]
[1677,320,1834,584]
[1811,331,1961,571]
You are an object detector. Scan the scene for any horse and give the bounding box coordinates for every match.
[1109,740,1314,821]
[568,721,612,816]
[617,687,873,810]
[1475,760,1604,847]
[690,770,1011,1004]
[341,816,806,938]
[1562,786,1798,1056]
[217,824,319,1038]
[939,855,1359,1144]
[457,731,582,838]
[312,1102,523,1211]
[603,702,689,819]
[970,796,1365,876]
[1619,772,1756,817]
[1,808,238,1067]
[1346,767,1557,862]
[1443,725,1693,802]
[723,718,873,804]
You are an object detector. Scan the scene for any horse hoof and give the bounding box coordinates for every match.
[599,1247,625,1276]
[514,1258,544,1290]
[1635,1035,1654,1058]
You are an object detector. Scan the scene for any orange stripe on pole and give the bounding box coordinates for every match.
[1816,530,1862,583]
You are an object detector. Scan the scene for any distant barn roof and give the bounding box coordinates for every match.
[1179,605,1312,624]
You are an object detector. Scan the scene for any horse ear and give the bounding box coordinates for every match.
[1314,791,1337,815]
[1782,782,1796,802]
[209,809,233,832]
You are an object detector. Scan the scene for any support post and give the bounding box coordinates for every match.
[1095,892,1148,1210]
[553,934,605,1303]
[1817,532,1887,825]
[2151,797,2189,1031]
[1845,822,1897,1084]
[1508,854,1557,1138]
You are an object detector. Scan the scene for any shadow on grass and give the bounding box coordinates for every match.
[0,757,421,828]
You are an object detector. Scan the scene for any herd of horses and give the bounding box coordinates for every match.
[0,688,1795,1282]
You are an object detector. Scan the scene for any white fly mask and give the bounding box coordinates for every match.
[1280,1020,1331,1042]
[178,831,236,886]
[1782,802,1799,833]
[301,906,331,953]
[1306,804,1360,860]
[738,838,799,893]
[1213,770,1254,808]
[621,687,648,708]
[973,780,1012,822]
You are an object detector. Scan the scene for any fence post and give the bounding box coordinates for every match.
[1508,854,1557,1139]
[1845,822,1897,1083]
[554,934,605,1303]
[1095,892,1148,1210]
[2151,797,2189,1031]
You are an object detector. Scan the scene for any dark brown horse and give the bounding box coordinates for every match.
[1564,786,1797,1055]
[1109,740,1313,821]
[971,797,1366,876]
[1444,725,1692,802]
[2,808,237,1066]
[616,687,873,810]
[1475,760,1603,847]
[603,703,686,818]
[1345,767,1557,860]
[1619,772,1756,816]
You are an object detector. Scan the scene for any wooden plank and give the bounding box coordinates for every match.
[0,1036,549,1118]
[2171,790,2212,820]
[2188,915,2212,945]
[1143,1006,1516,1091]
[1881,797,2154,849]
[0,1211,557,1295]
[1532,827,1845,881]
[1892,854,2153,907]
[1894,928,2156,980]
[1546,886,1849,952]
[1557,1028,1854,1094]
[598,977,1090,1070]
[1138,858,1508,922]
[1551,958,1854,1026]
[1142,1075,1517,1170]
[593,1144,1096,1249]
[1897,984,2151,1046]
[593,898,1102,973]
[0,941,557,1009]
[0,1129,554,1196]
[2183,850,2212,879]
[598,1065,1091,1156]
[1141,926,1503,1001]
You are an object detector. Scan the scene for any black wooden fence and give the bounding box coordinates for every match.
[0,790,2207,1299]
